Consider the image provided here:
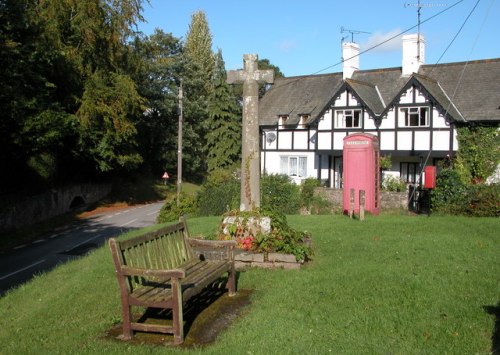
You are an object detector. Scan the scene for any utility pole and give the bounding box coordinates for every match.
[177,80,183,206]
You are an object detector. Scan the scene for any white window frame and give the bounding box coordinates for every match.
[280,156,307,177]
[335,109,361,128]
[399,106,429,127]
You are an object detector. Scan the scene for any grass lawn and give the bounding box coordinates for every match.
[0,214,498,354]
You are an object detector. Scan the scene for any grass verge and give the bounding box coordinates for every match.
[0,215,498,354]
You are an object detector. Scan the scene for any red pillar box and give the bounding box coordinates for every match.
[343,133,380,215]
[424,166,436,189]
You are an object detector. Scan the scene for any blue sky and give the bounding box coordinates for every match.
[138,0,499,77]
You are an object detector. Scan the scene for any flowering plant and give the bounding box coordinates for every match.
[237,235,255,251]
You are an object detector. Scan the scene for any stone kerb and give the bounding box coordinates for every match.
[235,250,302,270]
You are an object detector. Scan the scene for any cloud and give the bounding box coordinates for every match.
[360,29,402,53]
[279,39,297,52]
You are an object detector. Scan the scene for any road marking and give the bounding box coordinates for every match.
[13,244,27,250]
[0,259,47,281]
[33,239,45,244]
[64,234,103,252]
[119,219,137,227]
[146,210,159,216]
[49,234,59,239]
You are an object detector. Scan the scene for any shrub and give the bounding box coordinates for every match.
[157,193,198,223]
[431,168,468,214]
[382,175,407,192]
[261,174,301,214]
[197,169,240,216]
[301,178,320,208]
[464,183,500,217]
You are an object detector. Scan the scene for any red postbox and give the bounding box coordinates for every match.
[343,133,380,215]
[424,166,436,189]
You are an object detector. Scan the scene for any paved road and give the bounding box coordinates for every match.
[0,201,164,296]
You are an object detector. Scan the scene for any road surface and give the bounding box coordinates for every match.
[0,201,164,296]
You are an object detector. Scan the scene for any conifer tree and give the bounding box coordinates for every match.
[205,50,242,172]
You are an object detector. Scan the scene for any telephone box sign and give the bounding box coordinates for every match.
[346,140,369,145]
[343,133,380,215]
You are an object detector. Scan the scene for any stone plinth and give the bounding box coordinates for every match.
[234,250,302,270]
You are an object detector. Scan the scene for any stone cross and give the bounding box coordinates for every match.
[227,54,274,211]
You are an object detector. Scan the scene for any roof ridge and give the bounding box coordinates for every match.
[421,57,500,69]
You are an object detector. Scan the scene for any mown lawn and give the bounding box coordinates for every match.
[0,214,498,354]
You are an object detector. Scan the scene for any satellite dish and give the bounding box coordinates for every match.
[266,132,276,143]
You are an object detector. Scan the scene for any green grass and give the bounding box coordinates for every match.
[0,215,498,354]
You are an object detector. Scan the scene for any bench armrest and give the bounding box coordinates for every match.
[121,266,186,279]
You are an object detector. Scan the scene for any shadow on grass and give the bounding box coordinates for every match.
[105,282,253,348]
[484,302,500,355]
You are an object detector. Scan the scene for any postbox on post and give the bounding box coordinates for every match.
[424,166,436,189]
[343,133,380,215]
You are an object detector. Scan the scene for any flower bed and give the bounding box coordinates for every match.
[214,209,313,264]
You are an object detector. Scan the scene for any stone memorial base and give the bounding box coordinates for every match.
[234,250,302,270]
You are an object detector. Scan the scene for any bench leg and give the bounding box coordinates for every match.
[227,268,237,297]
[121,304,133,340]
[172,279,184,344]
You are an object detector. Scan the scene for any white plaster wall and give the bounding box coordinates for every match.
[397,131,413,150]
[380,131,395,150]
[318,132,332,150]
[318,110,332,130]
[278,131,292,150]
[333,132,346,150]
[364,112,377,130]
[432,131,450,151]
[350,93,359,106]
[415,87,427,103]
[414,131,430,150]
[262,151,317,184]
[380,110,395,129]
[335,91,347,106]
[294,131,309,150]
[433,109,449,128]
[399,88,412,104]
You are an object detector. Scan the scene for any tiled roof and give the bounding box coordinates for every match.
[259,58,500,125]
[419,59,500,122]
[259,73,343,126]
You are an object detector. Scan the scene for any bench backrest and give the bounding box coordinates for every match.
[110,220,195,290]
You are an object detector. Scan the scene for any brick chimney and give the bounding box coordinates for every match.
[402,34,425,76]
[342,42,360,79]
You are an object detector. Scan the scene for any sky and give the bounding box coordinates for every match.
[138,0,499,77]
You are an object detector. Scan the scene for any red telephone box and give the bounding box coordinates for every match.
[343,133,380,215]
[424,166,436,189]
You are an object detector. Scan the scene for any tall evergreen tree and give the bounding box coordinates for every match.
[205,50,242,172]
[184,10,215,96]
[181,10,216,179]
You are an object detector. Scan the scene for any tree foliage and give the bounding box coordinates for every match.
[205,50,242,172]
[455,123,500,184]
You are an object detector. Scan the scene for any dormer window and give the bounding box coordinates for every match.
[299,115,309,129]
[278,115,289,128]
[335,109,361,128]
[399,106,429,127]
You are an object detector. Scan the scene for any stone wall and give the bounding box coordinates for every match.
[315,187,408,211]
[0,183,111,231]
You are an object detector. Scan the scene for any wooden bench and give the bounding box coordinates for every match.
[108,218,236,344]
